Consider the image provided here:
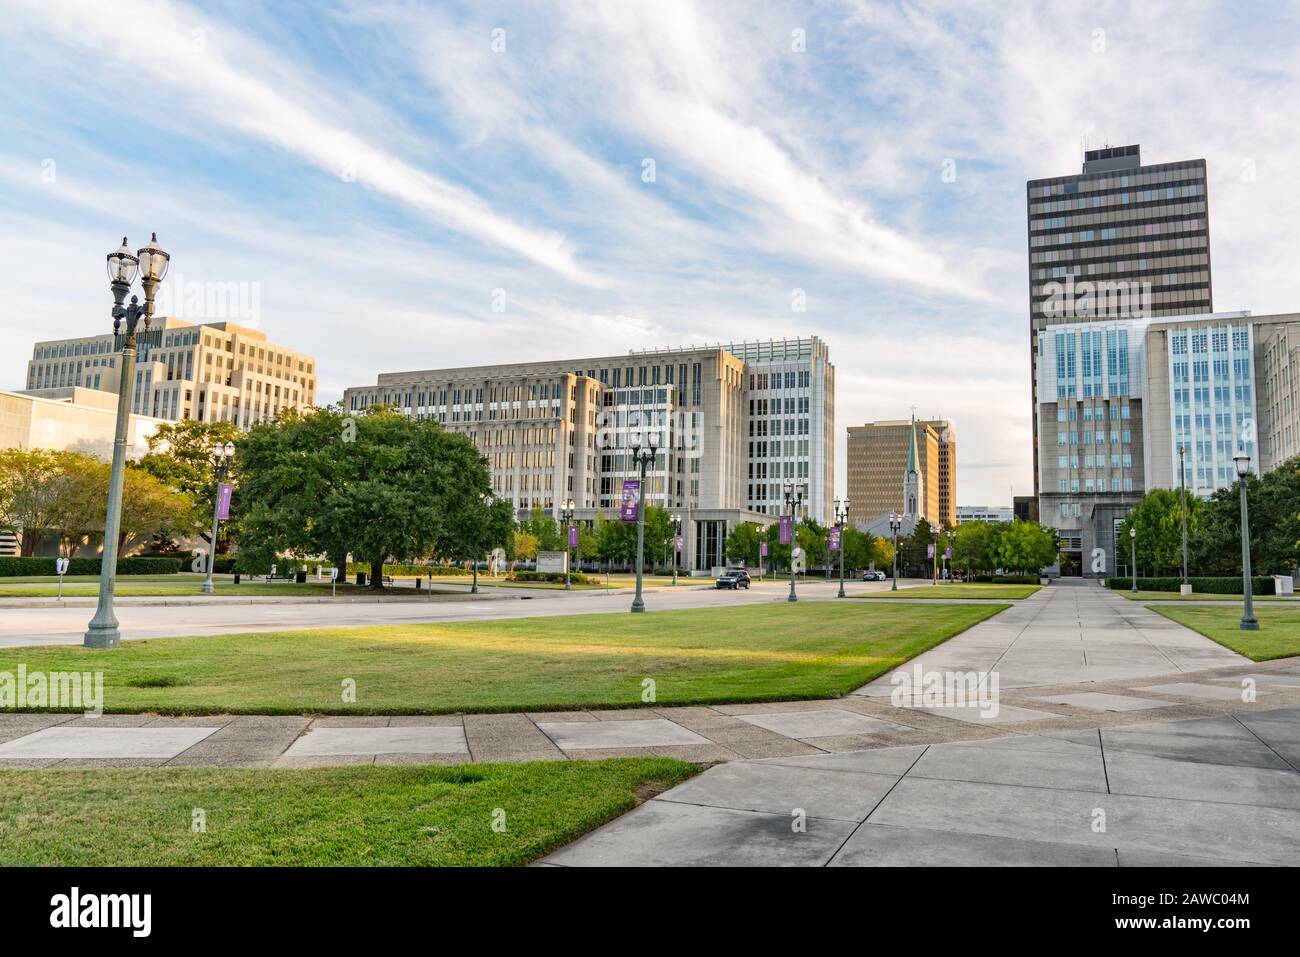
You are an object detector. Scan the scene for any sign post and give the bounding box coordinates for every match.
[329,565,338,599]
[56,557,69,600]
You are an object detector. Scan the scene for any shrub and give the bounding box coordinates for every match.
[1105,576,1276,595]
[0,556,183,577]
[509,570,592,585]
[970,575,1039,584]
[345,562,474,578]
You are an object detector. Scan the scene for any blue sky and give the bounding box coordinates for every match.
[3,0,1299,505]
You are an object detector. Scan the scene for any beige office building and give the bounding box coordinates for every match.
[343,347,769,572]
[0,386,164,459]
[25,319,317,428]
[847,418,956,527]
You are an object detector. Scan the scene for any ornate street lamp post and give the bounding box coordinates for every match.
[1233,452,1258,631]
[1129,526,1138,594]
[629,432,659,613]
[1178,444,1191,595]
[670,513,681,586]
[201,442,236,594]
[931,521,942,585]
[889,511,901,591]
[834,498,850,598]
[559,498,576,591]
[85,234,170,649]
[783,481,807,603]
[944,529,955,582]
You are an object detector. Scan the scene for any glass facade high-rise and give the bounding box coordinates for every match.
[1027,145,1213,497]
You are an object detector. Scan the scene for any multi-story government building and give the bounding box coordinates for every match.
[341,337,835,572]
[23,319,317,427]
[846,417,956,528]
[1027,144,1213,495]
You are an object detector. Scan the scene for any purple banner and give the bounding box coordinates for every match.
[779,515,792,545]
[674,533,683,553]
[943,546,952,559]
[619,479,640,523]
[760,541,768,557]
[926,543,935,559]
[568,524,579,548]
[829,527,841,552]
[216,482,233,520]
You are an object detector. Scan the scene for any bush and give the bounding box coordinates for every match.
[970,575,1039,584]
[509,570,592,585]
[0,557,184,577]
[1105,576,1276,595]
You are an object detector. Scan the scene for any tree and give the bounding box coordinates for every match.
[725,521,763,568]
[1189,458,1300,576]
[118,467,196,555]
[235,406,492,588]
[511,530,539,567]
[0,448,71,555]
[594,512,636,566]
[841,526,880,572]
[519,507,562,552]
[995,519,1058,574]
[135,419,241,552]
[1118,488,1201,575]
[951,520,1000,578]
[440,493,514,586]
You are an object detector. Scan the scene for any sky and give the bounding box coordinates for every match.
[3,0,1299,506]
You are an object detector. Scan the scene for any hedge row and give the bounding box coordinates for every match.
[1105,576,1276,595]
[0,557,184,577]
[509,570,593,584]
[971,575,1040,584]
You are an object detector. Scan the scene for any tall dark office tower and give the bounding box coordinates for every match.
[1026,145,1213,494]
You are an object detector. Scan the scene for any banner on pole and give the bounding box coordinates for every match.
[760,541,768,558]
[927,543,935,559]
[944,546,952,559]
[674,533,683,553]
[216,482,233,520]
[619,480,640,523]
[829,527,841,552]
[568,524,579,548]
[779,514,792,545]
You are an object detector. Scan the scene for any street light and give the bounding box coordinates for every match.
[670,513,682,586]
[833,498,850,598]
[783,481,808,602]
[1233,452,1258,631]
[201,441,236,594]
[889,511,901,591]
[558,498,576,591]
[1129,526,1138,594]
[85,234,170,649]
[1178,444,1190,595]
[629,431,659,613]
[944,529,956,582]
[931,521,942,585]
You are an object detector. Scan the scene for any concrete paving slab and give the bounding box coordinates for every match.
[910,741,1108,792]
[283,726,468,756]
[900,703,1057,725]
[1031,692,1179,712]
[537,718,709,750]
[1211,672,1300,689]
[1105,749,1300,809]
[656,760,899,822]
[830,823,1117,867]
[545,799,856,866]
[1133,682,1266,702]
[0,726,219,759]
[1102,718,1294,771]
[754,744,930,776]
[736,708,905,739]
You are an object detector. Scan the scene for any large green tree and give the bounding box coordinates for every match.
[995,519,1058,574]
[1188,458,1300,576]
[235,406,491,588]
[1117,488,1202,575]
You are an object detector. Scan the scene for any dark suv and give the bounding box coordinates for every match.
[715,569,751,590]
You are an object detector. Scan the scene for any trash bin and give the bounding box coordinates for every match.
[296,570,307,584]
[233,572,241,585]
[356,572,366,587]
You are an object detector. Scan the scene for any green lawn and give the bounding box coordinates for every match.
[0,759,693,866]
[1150,604,1300,660]
[1117,590,1298,602]
[858,583,1041,600]
[0,601,1007,714]
[0,583,457,598]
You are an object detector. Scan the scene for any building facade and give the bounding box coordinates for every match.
[1,386,164,459]
[340,343,808,573]
[25,319,317,428]
[1027,145,1213,493]
[957,505,1013,523]
[1253,313,1300,473]
[846,417,955,527]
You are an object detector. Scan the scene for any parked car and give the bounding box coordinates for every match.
[862,569,887,582]
[715,569,751,590]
